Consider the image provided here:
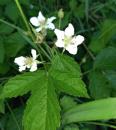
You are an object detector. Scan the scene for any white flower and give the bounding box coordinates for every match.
[54,23,84,55]
[30,11,56,32]
[14,49,42,72]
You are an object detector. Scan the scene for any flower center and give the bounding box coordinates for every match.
[25,57,33,66]
[39,20,46,28]
[63,36,72,46]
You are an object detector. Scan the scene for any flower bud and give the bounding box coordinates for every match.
[82,57,86,63]
[58,9,64,19]
[36,33,44,44]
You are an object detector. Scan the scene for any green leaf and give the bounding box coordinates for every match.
[0,70,45,99]
[63,98,116,124]
[69,0,77,12]
[64,124,79,130]
[0,62,10,74]
[60,96,77,112]
[0,8,3,17]
[89,70,116,99]
[0,85,5,113]
[74,4,85,18]
[105,70,116,90]
[89,19,116,53]
[89,71,112,99]
[4,32,26,57]
[0,23,14,35]
[50,54,88,97]
[0,38,5,63]
[19,0,30,5]
[23,74,60,130]
[80,125,96,130]
[0,0,11,5]
[0,100,4,113]
[1,70,60,130]
[90,47,116,99]
[94,47,116,70]
[5,106,24,130]
[5,2,19,22]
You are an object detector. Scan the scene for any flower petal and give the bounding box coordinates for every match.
[65,23,74,37]
[47,16,56,23]
[73,35,84,46]
[19,66,26,72]
[47,23,55,30]
[30,17,39,27]
[14,56,26,66]
[35,27,42,32]
[55,40,64,48]
[66,44,78,55]
[30,62,37,72]
[54,29,64,40]
[38,11,45,22]
[26,64,31,69]
[31,49,37,60]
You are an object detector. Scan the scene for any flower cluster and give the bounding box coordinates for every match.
[14,11,85,72]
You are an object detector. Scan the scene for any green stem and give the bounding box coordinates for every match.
[6,102,21,130]
[52,45,59,56]
[0,19,26,33]
[44,42,54,58]
[59,18,61,29]
[14,0,34,40]
[0,77,11,81]
[82,121,116,129]
[83,43,95,60]
[14,0,29,30]
[82,69,93,76]
[37,44,52,61]
[18,31,50,69]
[62,48,65,55]
[34,45,47,71]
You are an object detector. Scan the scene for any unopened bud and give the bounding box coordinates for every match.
[58,9,64,19]
[36,33,44,44]
[82,57,86,63]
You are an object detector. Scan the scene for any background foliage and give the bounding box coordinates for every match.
[0,0,116,130]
